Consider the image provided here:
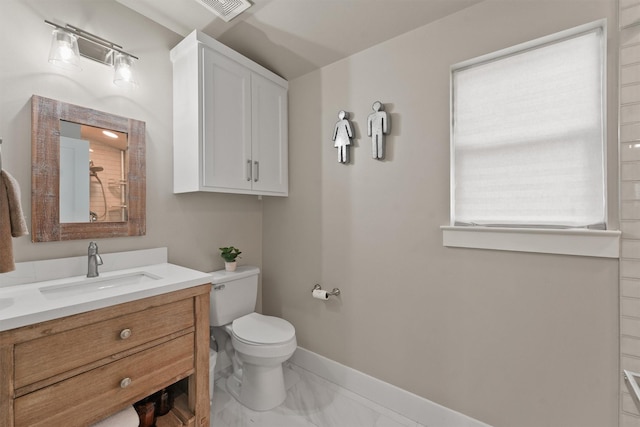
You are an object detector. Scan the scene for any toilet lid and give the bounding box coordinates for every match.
[232,312,295,345]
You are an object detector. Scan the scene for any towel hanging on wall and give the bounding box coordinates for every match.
[0,167,29,273]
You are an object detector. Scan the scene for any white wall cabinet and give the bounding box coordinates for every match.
[171,30,288,196]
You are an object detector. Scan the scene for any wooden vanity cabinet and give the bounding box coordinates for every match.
[0,284,211,427]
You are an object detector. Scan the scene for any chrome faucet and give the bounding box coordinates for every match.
[87,241,103,278]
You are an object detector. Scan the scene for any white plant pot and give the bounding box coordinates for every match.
[225,261,237,272]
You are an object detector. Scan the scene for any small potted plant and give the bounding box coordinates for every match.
[220,246,242,272]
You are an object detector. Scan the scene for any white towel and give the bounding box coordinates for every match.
[90,405,139,427]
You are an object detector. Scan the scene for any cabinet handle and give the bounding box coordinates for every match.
[254,161,259,182]
[247,159,252,181]
[119,328,132,340]
[120,377,132,388]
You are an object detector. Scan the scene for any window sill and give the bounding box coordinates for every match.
[441,226,620,258]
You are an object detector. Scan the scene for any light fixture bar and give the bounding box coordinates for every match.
[44,20,138,64]
[66,23,123,50]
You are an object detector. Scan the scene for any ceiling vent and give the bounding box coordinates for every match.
[195,0,252,22]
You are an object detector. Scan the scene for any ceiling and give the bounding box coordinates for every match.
[115,0,482,80]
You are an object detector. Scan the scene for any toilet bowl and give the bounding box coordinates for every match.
[209,267,297,411]
[223,312,296,410]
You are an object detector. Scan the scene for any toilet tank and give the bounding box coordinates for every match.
[209,266,260,326]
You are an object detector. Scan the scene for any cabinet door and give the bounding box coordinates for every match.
[201,47,252,191]
[251,73,288,195]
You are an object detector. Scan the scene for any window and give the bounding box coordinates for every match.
[450,21,607,229]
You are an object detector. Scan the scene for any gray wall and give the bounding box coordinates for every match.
[0,0,263,276]
[262,1,620,426]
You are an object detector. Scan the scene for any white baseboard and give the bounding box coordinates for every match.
[290,346,492,427]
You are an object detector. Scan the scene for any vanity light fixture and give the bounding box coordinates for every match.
[112,52,138,88]
[45,20,139,88]
[48,28,81,70]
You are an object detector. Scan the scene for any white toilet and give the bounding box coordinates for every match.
[209,266,297,411]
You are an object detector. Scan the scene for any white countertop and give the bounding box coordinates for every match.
[0,248,212,332]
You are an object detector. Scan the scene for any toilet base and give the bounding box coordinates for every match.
[226,363,299,411]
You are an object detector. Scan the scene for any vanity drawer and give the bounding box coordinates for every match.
[14,298,195,389]
[14,332,195,427]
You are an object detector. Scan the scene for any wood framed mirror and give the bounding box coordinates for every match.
[31,95,146,242]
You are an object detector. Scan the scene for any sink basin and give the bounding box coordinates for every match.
[39,272,161,300]
[0,298,14,311]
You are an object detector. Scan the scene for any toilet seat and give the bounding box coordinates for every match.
[229,312,297,359]
[232,312,295,345]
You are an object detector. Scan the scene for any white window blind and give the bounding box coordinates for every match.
[451,23,606,229]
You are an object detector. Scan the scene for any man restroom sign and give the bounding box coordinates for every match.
[367,101,390,160]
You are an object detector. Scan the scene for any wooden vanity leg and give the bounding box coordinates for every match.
[0,343,14,427]
[190,291,211,426]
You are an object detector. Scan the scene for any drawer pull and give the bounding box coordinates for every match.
[119,328,132,340]
[120,377,132,389]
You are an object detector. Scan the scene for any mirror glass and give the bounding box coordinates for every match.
[32,95,146,242]
[59,121,129,223]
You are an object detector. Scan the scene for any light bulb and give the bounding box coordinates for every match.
[58,43,74,61]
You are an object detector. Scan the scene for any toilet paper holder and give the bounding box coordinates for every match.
[312,284,341,297]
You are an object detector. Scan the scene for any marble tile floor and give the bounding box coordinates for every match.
[211,363,427,427]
